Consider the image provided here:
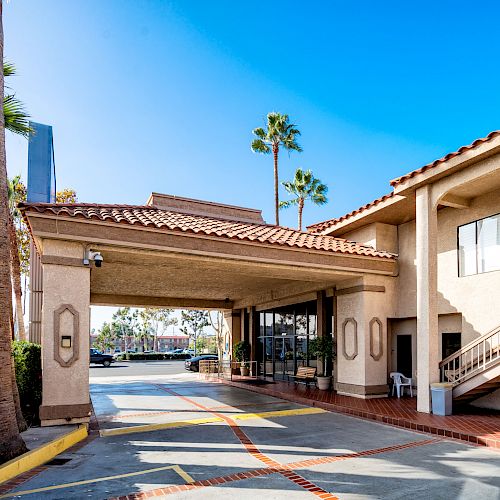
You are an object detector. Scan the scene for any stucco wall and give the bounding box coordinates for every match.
[336,275,397,396]
[342,223,398,254]
[396,188,500,342]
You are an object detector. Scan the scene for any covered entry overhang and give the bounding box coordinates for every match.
[20,200,397,425]
[22,203,396,310]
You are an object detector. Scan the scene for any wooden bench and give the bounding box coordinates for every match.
[288,366,317,386]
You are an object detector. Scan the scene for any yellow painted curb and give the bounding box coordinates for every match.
[99,416,223,437]
[100,407,326,437]
[0,425,88,485]
[232,407,326,420]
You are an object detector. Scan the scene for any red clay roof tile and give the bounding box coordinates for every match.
[390,130,500,187]
[20,202,395,260]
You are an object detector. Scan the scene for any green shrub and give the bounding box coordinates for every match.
[12,340,42,426]
[233,340,250,364]
[124,352,190,361]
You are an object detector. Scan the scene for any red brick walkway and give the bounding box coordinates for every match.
[213,377,500,449]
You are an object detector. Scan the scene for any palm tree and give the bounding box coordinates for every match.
[251,112,302,225]
[279,168,328,231]
[0,2,28,463]
[8,175,26,340]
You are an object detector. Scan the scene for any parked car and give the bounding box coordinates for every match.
[185,354,218,372]
[90,349,114,367]
[166,348,185,355]
[182,348,195,356]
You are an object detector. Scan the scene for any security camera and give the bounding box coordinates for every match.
[88,251,103,268]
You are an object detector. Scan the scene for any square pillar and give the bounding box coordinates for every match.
[39,241,91,426]
[316,290,328,376]
[416,185,439,413]
[335,277,395,398]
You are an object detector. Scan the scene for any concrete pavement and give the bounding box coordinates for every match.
[2,361,500,499]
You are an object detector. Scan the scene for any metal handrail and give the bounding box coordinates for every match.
[199,359,258,381]
[439,325,500,386]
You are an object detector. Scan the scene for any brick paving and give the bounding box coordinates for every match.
[212,377,500,449]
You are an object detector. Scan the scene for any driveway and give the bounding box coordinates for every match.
[3,361,500,499]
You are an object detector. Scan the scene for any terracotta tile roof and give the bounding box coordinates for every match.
[307,192,396,234]
[308,130,500,234]
[390,130,500,187]
[19,202,396,259]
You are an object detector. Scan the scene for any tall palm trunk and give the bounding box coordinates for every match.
[273,144,279,226]
[0,1,28,462]
[297,198,304,231]
[9,300,27,431]
[9,218,26,340]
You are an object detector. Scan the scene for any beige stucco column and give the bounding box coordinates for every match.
[416,185,439,413]
[335,276,396,398]
[39,240,91,426]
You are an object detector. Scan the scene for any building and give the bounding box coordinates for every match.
[89,333,189,352]
[21,130,500,426]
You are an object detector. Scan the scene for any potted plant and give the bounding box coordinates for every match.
[233,340,251,376]
[309,335,334,390]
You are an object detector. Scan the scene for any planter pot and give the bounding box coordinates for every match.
[316,376,331,391]
[240,366,249,377]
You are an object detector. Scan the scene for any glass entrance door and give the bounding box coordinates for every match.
[273,336,294,380]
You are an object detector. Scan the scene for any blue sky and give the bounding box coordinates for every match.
[6,1,500,228]
[6,1,500,328]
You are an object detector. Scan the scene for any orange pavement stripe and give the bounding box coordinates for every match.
[106,437,440,500]
[152,384,339,498]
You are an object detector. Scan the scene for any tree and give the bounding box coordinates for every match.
[138,308,177,351]
[251,112,302,225]
[280,168,328,231]
[0,3,28,462]
[208,311,224,359]
[111,307,136,351]
[180,310,209,356]
[8,178,77,338]
[93,322,115,353]
[7,175,26,339]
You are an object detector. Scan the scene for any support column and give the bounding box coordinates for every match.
[248,306,257,364]
[39,241,91,426]
[317,290,328,377]
[416,185,439,413]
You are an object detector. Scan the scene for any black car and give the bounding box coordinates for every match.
[90,349,114,367]
[185,355,218,372]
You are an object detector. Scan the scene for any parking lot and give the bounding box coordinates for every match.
[3,362,500,499]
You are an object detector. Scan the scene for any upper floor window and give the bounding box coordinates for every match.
[458,213,500,276]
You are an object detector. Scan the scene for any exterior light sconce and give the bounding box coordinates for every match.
[61,336,72,348]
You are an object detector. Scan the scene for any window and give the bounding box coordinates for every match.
[458,214,500,276]
[442,332,461,360]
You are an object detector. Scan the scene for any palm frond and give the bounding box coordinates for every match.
[3,61,16,77]
[252,127,267,140]
[251,138,271,154]
[4,94,33,137]
[279,199,298,209]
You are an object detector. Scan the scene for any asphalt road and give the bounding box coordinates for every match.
[5,364,500,499]
[89,359,188,377]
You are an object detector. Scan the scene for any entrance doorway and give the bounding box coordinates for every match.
[257,300,319,380]
[396,335,412,378]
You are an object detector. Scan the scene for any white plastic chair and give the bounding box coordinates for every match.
[390,372,413,398]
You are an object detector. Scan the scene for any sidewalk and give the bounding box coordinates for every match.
[209,376,500,449]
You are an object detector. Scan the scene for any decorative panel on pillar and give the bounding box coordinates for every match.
[342,317,358,360]
[369,317,383,361]
[53,304,80,367]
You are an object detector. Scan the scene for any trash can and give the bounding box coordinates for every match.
[431,383,453,415]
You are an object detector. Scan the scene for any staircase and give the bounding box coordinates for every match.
[439,325,500,404]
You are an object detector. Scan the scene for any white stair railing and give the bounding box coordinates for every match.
[439,325,500,386]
